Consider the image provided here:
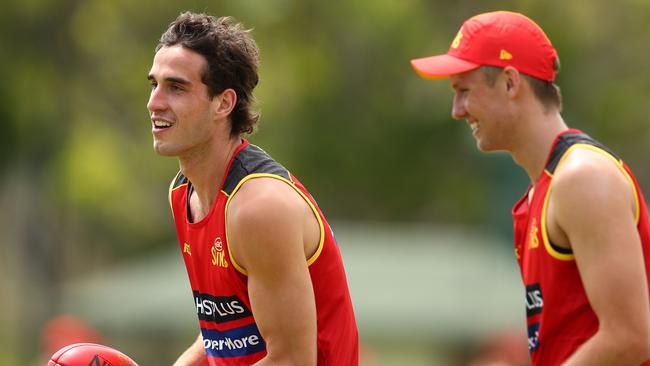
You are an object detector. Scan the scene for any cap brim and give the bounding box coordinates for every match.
[410,54,480,79]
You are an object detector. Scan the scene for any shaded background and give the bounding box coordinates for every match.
[1,0,649,365]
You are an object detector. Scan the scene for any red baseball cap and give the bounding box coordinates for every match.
[410,11,558,81]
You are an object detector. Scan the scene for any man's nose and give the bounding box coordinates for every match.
[451,95,467,120]
[147,87,166,113]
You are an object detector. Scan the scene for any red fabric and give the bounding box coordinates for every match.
[169,141,358,365]
[411,11,558,81]
[512,130,650,365]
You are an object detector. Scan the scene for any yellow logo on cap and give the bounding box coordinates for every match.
[451,31,463,49]
[500,49,513,60]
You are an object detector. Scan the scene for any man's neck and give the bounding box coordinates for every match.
[510,111,568,183]
[179,136,242,212]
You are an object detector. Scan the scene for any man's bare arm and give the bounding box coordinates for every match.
[173,333,209,366]
[549,149,650,365]
[228,177,318,366]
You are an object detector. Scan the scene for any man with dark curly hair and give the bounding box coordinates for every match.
[147,12,358,366]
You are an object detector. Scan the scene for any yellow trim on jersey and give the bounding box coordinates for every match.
[556,144,640,223]
[540,182,575,261]
[543,143,641,260]
[168,171,186,219]
[224,173,326,276]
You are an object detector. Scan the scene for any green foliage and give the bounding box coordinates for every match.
[1,0,648,267]
[2,0,649,264]
[2,0,650,362]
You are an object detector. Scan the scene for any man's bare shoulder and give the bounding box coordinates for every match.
[228,176,305,222]
[226,176,311,271]
[550,146,636,232]
[552,146,631,196]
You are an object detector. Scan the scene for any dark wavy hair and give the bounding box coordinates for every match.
[156,12,260,135]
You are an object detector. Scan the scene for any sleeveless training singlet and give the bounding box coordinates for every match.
[512,129,650,365]
[168,140,358,365]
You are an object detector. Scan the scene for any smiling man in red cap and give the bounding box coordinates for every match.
[411,11,650,366]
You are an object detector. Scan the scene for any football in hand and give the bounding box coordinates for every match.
[48,343,138,366]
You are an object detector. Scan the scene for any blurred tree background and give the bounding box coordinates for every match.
[1,0,649,365]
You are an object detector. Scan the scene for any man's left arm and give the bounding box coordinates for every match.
[227,178,318,366]
[551,151,650,365]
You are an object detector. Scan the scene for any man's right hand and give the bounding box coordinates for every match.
[173,333,209,366]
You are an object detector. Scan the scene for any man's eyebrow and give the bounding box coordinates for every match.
[147,75,191,85]
[450,80,466,90]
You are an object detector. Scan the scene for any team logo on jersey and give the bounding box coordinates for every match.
[194,291,252,323]
[211,237,228,268]
[527,322,540,353]
[183,242,192,256]
[528,218,540,249]
[526,283,544,317]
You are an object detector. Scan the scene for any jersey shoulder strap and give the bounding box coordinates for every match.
[546,131,619,174]
[223,144,291,195]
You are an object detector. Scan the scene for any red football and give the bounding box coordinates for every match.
[48,343,138,366]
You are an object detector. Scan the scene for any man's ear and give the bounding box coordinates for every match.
[214,88,237,118]
[502,66,522,97]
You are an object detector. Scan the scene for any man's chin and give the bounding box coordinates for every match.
[477,143,507,154]
[476,140,497,153]
[153,143,177,157]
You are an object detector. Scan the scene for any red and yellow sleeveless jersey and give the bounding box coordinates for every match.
[512,129,650,365]
[168,140,358,365]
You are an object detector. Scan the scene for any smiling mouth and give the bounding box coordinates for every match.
[152,120,174,129]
